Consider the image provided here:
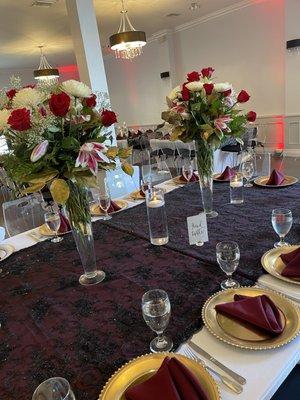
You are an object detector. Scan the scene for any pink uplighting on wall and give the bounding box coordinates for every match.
[57,64,79,81]
[274,115,284,150]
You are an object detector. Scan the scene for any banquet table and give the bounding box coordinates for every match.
[0,179,299,400]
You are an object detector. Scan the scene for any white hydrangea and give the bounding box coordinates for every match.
[214,82,232,93]
[0,109,10,131]
[12,88,44,109]
[168,85,181,101]
[62,80,92,98]
[185,81,203,92]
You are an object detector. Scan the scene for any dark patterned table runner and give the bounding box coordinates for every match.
[106,182,300,281]
[0,222,253,399]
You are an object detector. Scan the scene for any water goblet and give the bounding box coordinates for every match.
[216,241,240,289]
[271,208,293,248]
[241,160,254,187]
[44,211,63,243]
[32,377,76,400]
[142,289,173,353]
[99,194,112,220]
[141,178,152,195]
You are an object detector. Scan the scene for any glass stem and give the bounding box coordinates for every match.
[279,235,285,244]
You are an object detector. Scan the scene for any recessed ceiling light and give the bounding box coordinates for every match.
[190,2,200,11]
[166,13,181,17]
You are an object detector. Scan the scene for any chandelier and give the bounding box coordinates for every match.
[33,46,59,84]
[109,0,146,60]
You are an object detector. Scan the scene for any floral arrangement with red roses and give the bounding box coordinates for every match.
[0,78,132,229]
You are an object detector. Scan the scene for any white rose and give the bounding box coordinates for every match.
[12,88,44,108]
[62,80,92,98]
[0,109,10,130]
[214,82,232,93]
[168,85,181,101]
[185,81,203,92]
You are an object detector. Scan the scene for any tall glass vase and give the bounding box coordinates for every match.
[65,180,105,286]
[195,139,218,218]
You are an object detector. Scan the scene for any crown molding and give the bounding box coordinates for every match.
[148,29,174,44]
[174,0,268,33]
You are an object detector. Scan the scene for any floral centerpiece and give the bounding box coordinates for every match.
[161,67,256,217]
[0,78,132,285]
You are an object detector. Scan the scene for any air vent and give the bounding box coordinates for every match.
[31,0,58,7]
[166,13,181,17]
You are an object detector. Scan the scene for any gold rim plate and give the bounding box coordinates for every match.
[90,199,128,216]
[99,353,220,400]
[202,287,300,350]
[130,190,145,200]
[254,175,298,188]
[0,244,14,261]
[213,173,230,182]
[38,224,71,237]
[261,245,300,285]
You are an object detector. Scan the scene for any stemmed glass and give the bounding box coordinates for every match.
[216,241,240,289]
[271,208,293,248]
[98,178,112,220]
[32,377,76,400]
[241,160,254,187]
[182,159,193,182]
[142,289,173,353]
[140,149,152,184]
[44,211,63,243]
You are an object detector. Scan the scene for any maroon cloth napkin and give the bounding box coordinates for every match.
[266,169,285,185]
[280,248,300,278]
[216,166,235,181]
[179,172,199,182]
[107,200,122,214]
[139,189,146,198]
[125,357,209,400]
[215,294,284,336]
[58,212,71,233]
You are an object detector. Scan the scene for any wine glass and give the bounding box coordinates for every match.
[44,211,63,243]
[216,241,240,289]
[32,377,76,400]
[140,149,152,183]
[271,208,293,248]
[182,159,193,182]
[142,289,173,353]
[241,160,254,187]
[98,178,112,220]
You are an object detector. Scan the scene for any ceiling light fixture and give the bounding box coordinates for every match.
[287,39,300,54]
[33,46,59,84]
[190,2,200,11]
[109,0,146,60]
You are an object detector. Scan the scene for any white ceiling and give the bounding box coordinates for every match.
[0,0,242,69]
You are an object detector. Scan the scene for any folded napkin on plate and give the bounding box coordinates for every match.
[266,169,285,186]
[280,248,300,278]
[215,294,284,336]
[139,189,146,198]
[216,166,235,181]
[179,172,199,182]
[125,357,209,400]
[107,200,122,214]
[58,213,71,233]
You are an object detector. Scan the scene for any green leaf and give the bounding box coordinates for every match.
[48,126,61,133]
[121,161,134,176]
[61,137,80,151]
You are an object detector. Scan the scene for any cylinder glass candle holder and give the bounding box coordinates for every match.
[146,188,169,245]
[230,172,244,204]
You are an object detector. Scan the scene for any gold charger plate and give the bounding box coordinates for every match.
[90,199,128,216]
[261,245,300,285]
[202,287,300,350]
[173,176,199,185]
[254,175,298,188]
[99,353,220,400]
[38,224,71,236]
[0,244,14,261]
[213,173,230,182]
[130,190,145,200]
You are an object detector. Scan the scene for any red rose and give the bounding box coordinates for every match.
[8,108,31,131]
[247,111,257,122]
[201,67,214,78]
[203,83,214,95]
[49,92,71,117]
[237,90,250,103]
[222,89,232,97]
[6,89,17,100]
[84,94,97,108]
[101,110,117,127]
[187,71,200,82]
[181,85,190,101]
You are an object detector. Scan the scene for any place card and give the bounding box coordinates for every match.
[187,213,208,245]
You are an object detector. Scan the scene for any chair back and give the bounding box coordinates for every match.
[3,193,45,237]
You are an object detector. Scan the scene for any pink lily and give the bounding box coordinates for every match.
[75,142,109,175]
[30,140,49,162]
[214,116,232,133]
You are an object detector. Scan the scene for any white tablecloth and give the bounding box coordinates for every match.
[3,178,300,400]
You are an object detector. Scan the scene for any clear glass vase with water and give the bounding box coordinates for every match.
[146,188,169,245]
